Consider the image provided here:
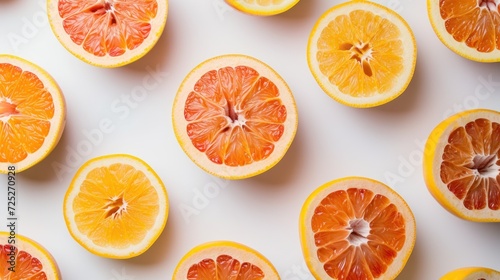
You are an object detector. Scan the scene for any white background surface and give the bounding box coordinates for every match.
[1,0,500,279]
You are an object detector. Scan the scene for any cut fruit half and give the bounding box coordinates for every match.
[307,0,417,108]
[423,109,500,222]
[172,54,298,179]
[224,0,300,16]
[63,154,169,259]
[0,54,66,173]
[299,177,416,280]
[173,241,280,279]
[47,0,168,67]
[440,266,500,280]
[428,0,500,62]
[0,231,60,279]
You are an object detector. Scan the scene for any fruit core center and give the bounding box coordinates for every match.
[471,154,499,177]
[0,100,19,118]
[88,0,117,24]
[226,101,238,122]
[103,195,127,219]
[347,219,370,246]
[340,42,374,77]
[479,0,498,11]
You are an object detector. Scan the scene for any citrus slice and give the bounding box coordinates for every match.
[0,231,60,279]
[307,1,417,108]
[63,154,169,259]
[0,54,66,174]
[173,241,280,279]
[224,0,300,16]
[428,0,500,62]
[172,54,298,179]
[440,267,500,280]
[47,0,168,67]
[299,177,416,280]
[423,109,500,222]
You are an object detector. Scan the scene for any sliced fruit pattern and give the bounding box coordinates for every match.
[184,66,287,167]
[186,255,265,279]
[72,162,160,248]
[316,9,404,97]
[311,188,407,279]
[58,0,158,57]
[440,118,500,211]
[439,0,500,53]
[0,63,54,164]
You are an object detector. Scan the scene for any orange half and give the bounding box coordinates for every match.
[173,241,280,279]
[172,54,298,179]
[299,177,416,280]
[47,0,168,67]
[423,109,500,221]
[307,1,417,107]
[428,0,500,62]
[0,232,60,279]
[0,54,66,173]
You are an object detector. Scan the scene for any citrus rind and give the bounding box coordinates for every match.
[47,0,168,68]
[299,177,416,280]
[63,154,169,259]
[224,0,300,16]
[440,266,500,280]
[173,240,280,279]
[0,231,61,279]
[0,54,66,174]
[427,0,500,63]
[307,1,417,108]
[172,54,298,180]
[423,109,500,222]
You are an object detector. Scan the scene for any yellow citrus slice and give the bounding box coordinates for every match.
[172,54,298,179]
[428,0,500,62]
[173,241,280,279]
[63,154,169,259]
[0,54,66,173]
[299,177,416,280]
[307,1,417,108]
[0,231,60,279]
[224,0,300,16]
[47,0,168,67]
[423,108,500,222]
[440,267,500,280]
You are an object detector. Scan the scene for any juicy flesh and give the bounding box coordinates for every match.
[440,118,500,210]
[439,0,500,52]
[72,163,160,248]
[311,188,406,280]
[58,0,158,57]
[184,66,287,167]
[187,255,265,280]
[317,10,404,97]
[0,244,48,279]
[0,63,54,163]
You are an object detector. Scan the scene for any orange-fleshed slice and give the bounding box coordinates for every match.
[224,0,300,16]
[172,54,298,179]
[173,241,280,280]
[0,231,60,279]
[423,109,500,222]
[299,177,416,280]
[0,55,66,173]
[307,0,417,108]
[47,0,168,67]
[428,0,500,62]
[64,154,169,259]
